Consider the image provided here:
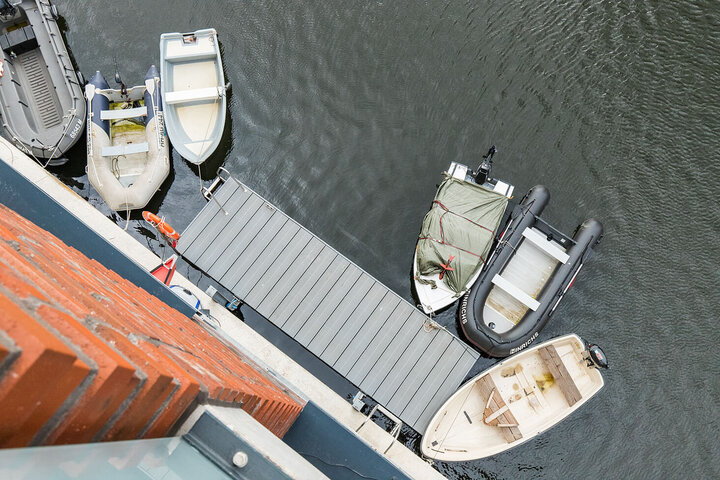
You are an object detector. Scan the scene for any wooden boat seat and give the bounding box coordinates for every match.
[476,375,522,443]
[0,25,38,55]
[522,228,570,264]
[101,142,149,157]
[538,345,582,406]
[100,107,147,121]
[164,87,223,105]
[491,274,540,311]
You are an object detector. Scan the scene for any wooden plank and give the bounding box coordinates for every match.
[321,282,387,364]
[205,199,275,279]
[399,341,467,426]
[306,273,376,355]
[219,213,290,291]
[333,293,400,375]
[360,315,425,397]
[278,255,349,332]
[294,266,363,346]
[371,312,440,399]
[180,184,252,262]
[411,353,477,432]
[476,376,522,442]
[232,223,304,300]
[382,331,451,413]
[538,345,582,406]
[243,228,313,306]
[253,239,326,316]
[177,180,240,253]
[344,302,413,383]
[194,194,265,272]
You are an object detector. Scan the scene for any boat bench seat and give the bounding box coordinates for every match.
[522,228,570,264]
[164,87,223,105]
[100,107,148,121]
[164,50,217,62]
[0,25,38,56]
[101,142,149,157]
[476,375,522,443]
[538,345,582,406]
[491,274,540,311]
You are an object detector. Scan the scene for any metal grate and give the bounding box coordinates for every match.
[18,49,62,128]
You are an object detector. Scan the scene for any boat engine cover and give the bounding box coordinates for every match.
[588,344,609,369]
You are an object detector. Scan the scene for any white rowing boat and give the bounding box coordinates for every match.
[160,28,226,165]
[421,334,607,461]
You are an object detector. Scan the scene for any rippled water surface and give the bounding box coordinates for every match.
[54,1,719,478]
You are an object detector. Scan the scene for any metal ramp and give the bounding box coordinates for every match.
[177,173,480,433]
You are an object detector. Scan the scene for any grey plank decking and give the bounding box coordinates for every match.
[176,176,479,433]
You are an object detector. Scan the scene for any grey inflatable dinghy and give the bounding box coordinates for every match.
[85,67,169,211]
[0,0,85,166]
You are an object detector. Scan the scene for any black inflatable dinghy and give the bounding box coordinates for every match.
[459,185,603,357]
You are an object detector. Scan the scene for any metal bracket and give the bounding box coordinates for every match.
[225,298,241,311]
[202,176,225,201]
[355,402,403,454]
[351,392,366,412]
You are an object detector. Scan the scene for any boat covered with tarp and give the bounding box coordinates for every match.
[413,147,513,314]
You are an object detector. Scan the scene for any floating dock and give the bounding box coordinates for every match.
[177,173,479,433]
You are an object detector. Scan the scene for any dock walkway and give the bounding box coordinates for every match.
[177,173,479,433]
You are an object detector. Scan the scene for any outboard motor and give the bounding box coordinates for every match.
[473,145,497,184]
[586,343,609,369]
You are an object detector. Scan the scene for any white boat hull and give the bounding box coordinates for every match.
[160,28,226,165]
[421,334,604,461]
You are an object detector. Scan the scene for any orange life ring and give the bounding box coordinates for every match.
[142,211,180,240]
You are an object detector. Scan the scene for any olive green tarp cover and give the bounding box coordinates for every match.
[416,176,508,293]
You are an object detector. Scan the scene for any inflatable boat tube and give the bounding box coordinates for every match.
[86,66,170,211]
[459,185,603,357]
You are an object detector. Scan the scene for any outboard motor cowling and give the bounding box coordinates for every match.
[587,343,609,369]
[473,145,497,184]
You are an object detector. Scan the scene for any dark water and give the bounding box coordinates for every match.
[53,1,719,478]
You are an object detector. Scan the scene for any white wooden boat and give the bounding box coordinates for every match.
[421,334,607,461]
[160,28,226,165]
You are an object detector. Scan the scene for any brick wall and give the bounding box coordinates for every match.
[0,203,305,448]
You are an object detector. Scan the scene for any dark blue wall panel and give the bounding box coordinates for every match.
[283,402,413,480]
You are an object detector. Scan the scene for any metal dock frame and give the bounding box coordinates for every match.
[177,171,480,434]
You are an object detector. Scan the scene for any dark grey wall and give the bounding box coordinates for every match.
[283,402,413,480]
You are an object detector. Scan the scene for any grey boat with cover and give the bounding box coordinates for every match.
[413,147,514,314]
[0,0,85,165]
